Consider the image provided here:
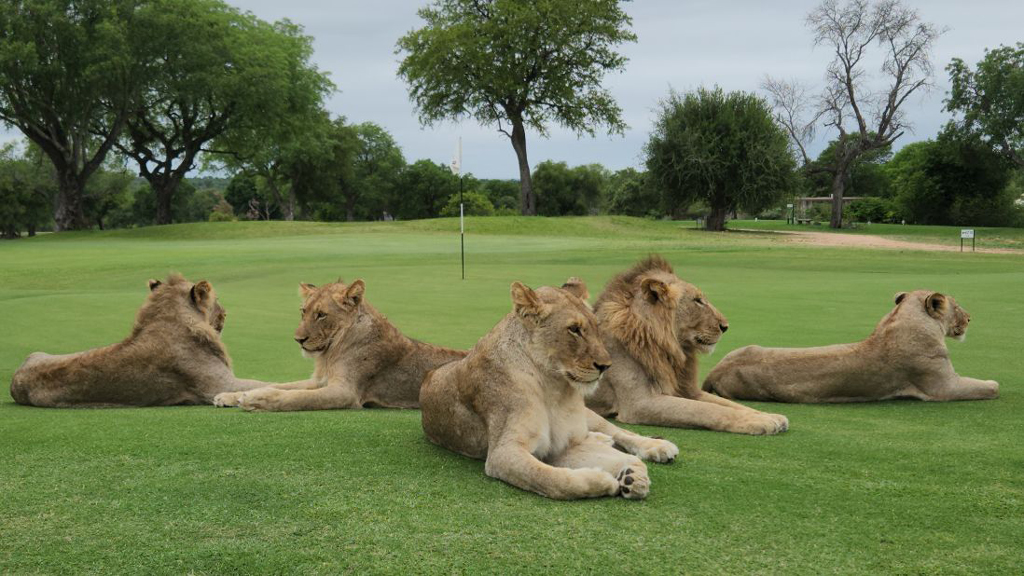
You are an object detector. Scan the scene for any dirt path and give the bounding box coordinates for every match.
[759,229,1024,255]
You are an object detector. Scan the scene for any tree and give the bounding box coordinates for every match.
[887,133,1015,226]
[803,136,893,199]
[0,143,54,238]
[115,0,331,225]
[763,0,941,228]
[0,0,149,230]
[532,161,608,216]
[396,0,635,215]
[207,21,334,221]
[946,43,1024,169]
[394,160,459,220]
[606,168,661,218]
[347,123,406,221]
[645,88,796,231]
[440,189,495,217]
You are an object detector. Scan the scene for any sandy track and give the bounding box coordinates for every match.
[761,229,1023,255]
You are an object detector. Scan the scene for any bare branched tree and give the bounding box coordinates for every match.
[763,0,941,228]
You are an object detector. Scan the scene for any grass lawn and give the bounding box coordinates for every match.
[1,216,1022,574]
[735,218,1024,250]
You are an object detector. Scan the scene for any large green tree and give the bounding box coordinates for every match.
[887,132,1015,226]
[0,142,54,238]
[116,0,331,225]
[0,0,148,230]
[946,43,1024,169]
[532,161,608,216]
[396,0,635,215]
[763,0,940,228]
[645,88,796,231]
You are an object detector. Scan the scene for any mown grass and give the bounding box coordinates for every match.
[1,217,1022,574]
[736,218,1024,250]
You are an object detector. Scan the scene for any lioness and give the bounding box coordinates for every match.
[10,274,273,407]
[703,290,999,403]
[215,279,466,411]
[421,278,678,500]
[586,257,789,435]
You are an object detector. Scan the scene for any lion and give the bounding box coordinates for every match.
[702,290,999,403]
[420,278,679,500]
[585,256,789,435]
[214,279,466,411]
[10,274,274,407]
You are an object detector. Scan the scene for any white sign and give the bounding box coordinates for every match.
[786,203,794,208]
[961,229,975,239]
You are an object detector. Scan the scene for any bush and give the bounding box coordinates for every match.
[847,197,896,223]
[440,190,495,217]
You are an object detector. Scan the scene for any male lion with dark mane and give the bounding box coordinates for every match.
[215,279,466,411]
[703,290,999,403]
[421,278,678,500]
[586,256,789,435]
[10,274,273,407]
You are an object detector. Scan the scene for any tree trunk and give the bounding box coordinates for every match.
[509,119,536,215]
[829,170,846,229]
[706,205,728,231]
[287,187,296,221]
[54,172,88,231]
[28,223,36,237]
[154,179,176,225]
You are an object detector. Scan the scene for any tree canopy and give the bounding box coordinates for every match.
[0,0,147,230]
[396,0,635,215]
[946,43,1024,168]
[645,88,796,231]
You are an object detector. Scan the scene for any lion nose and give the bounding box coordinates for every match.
[594,362,610,374]
[295,336,308,344]
[720,323,729,333]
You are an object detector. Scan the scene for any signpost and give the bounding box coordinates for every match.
[786,203,794,224]
[960,229,975,252]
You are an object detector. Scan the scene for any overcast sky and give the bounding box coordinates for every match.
[3,1,1022,179]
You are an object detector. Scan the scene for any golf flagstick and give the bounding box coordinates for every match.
[449,137,464,280]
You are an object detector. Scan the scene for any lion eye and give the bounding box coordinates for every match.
[568,325,582,336]
[315,312,327,321]
[694,298,705,306]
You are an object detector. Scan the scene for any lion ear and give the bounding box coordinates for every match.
[894,292,908,305]
[299,283,316,298]
[510,281,546,318]
[640,277,670,305]
[191,280,214,308]
[560,277,589,302]
[925,292,947,318]
[332,279,364,309]
[148,279,162,291]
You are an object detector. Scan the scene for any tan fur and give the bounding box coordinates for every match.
[420,279,678,500]
[215,279,466,411]
[703,290,999,403]
[586,256,789,435]
[10,274,273,407]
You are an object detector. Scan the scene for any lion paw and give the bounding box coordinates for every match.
[635,436,679,463]
[616,466,649,500]
[767,413,789,433]
[236,388,283,412]
[213,392,243,407]
[736,412,787,436]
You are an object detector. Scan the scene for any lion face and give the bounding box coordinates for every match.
[638,270,729,355]
[294,280,365,356]
[896,291,971,341]
[511,279,611,394]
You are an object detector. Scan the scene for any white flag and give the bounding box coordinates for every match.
[449,137,462,176]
